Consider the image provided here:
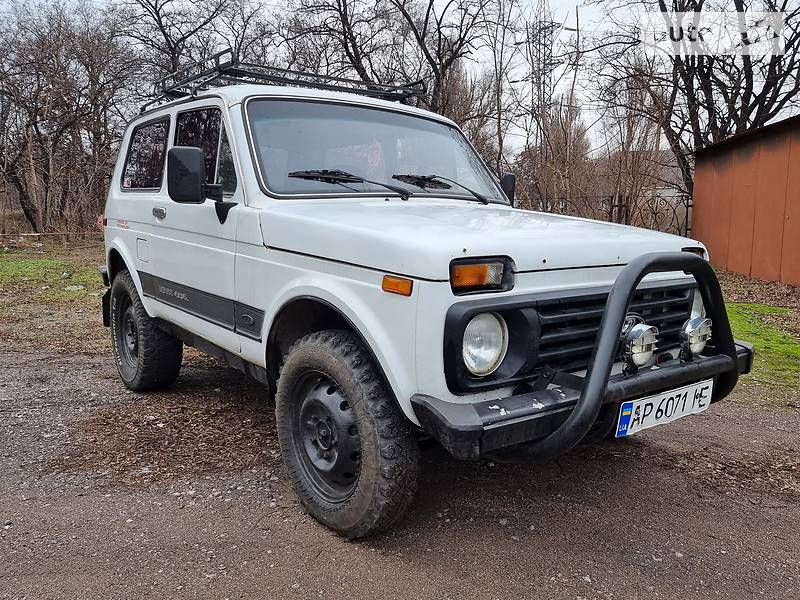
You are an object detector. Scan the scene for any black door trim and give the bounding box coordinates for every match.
[138,271,265,341]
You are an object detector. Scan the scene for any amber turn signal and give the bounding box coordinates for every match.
[450,262,504,289]
[382,275,413,296]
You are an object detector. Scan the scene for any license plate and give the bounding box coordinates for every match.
[615,379,714,438]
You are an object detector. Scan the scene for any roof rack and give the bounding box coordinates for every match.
[142,48,427,112]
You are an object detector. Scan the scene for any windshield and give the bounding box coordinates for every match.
[246,99,504,202]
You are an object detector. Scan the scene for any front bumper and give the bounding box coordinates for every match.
[415,251,750,461]
[413,341,753,459]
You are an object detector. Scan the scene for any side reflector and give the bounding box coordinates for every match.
[382,275,413,296]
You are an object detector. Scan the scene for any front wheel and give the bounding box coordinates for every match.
[275,330,420,538]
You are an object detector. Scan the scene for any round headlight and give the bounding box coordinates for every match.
[462,312,508,376]
[682,317,712,356]
[623,323,659,368]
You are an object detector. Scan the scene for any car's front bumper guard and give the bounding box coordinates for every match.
[413,342,753,459]
[412,252,754,460]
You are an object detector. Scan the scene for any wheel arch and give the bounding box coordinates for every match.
[265,296,404,415]
[107,247,127,283]
[105,241,154,317]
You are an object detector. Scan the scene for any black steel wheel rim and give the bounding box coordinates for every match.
[117,296,139,367]
[292,372,361,503]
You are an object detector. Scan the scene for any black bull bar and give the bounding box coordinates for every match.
[412,252,754,460]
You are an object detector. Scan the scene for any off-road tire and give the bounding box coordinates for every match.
[110,270,182,392]
[275,329,420,539]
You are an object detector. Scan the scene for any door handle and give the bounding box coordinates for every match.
[152,207,167,219]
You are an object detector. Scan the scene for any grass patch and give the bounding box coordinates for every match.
[0,256,102,301]
[727,302,800,389]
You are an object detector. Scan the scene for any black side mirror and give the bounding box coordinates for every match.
[168,146,206,203]
[168,146,236,224]
[501,173,516,206]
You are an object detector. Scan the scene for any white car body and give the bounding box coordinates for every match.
[103,84,706,425]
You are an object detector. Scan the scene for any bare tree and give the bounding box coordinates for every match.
[387,0,489,115]
[513,95,595,211]
[210,0,274,60]
[594,0,800,194]
[285,0,399,80]
[0,1,137,233]
[122,0,229,76]
[479,0,522,173]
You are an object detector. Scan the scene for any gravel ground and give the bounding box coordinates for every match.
[1,245,799,599]
[2,349,799,600]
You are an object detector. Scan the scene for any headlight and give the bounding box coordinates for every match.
[622,323,659,369]
[462,312,508,376]
[681,317,712,356]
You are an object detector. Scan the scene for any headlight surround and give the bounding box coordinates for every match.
[450,257,514,294]
[462,312,509,376]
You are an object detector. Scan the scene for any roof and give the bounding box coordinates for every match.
[140,83,456,127]
[694,113,800,158]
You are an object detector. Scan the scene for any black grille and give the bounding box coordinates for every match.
[535,283,695,372]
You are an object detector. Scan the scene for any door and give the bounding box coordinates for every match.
[108,114,171,314]
[143,101,242,353]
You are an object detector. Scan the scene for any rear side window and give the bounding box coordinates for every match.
[122,118,169,189]
[175,107,237,194]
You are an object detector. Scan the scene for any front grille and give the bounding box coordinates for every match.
[535,283,695,372]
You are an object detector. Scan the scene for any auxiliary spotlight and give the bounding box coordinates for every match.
[622,323,659,371]
[681,317,712,357]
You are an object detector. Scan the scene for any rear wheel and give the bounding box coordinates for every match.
[110,270,182,391]
[276,330,419,538]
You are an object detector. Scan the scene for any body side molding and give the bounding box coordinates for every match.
[138,271,265,341]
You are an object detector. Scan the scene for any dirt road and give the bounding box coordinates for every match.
[1,346,798,600]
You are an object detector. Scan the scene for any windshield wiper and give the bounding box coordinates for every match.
[288,169,412,200]
[392,173,490,205]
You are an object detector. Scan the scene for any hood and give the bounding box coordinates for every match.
[259,198,700,280]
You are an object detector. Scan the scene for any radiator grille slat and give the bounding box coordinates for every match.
[535,284,694,371]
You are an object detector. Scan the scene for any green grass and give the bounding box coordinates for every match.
[726,302,800,388]
[0,256,101,301]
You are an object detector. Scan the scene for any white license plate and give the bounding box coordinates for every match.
[615,379,714,437]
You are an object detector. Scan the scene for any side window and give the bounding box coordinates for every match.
[175,107,238,194]
[175,108,221,181]
[217,128,238,194]
[122,118,169,189]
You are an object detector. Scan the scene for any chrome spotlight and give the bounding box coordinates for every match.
[681,317,712,357]
[622,323,659,370]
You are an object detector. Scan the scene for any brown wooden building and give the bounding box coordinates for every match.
[693,114,800,285]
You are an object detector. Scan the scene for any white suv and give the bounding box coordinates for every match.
[101,52,753,538]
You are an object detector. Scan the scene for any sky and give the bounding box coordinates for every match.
[500,1,612,152]
[548,0,604,30]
